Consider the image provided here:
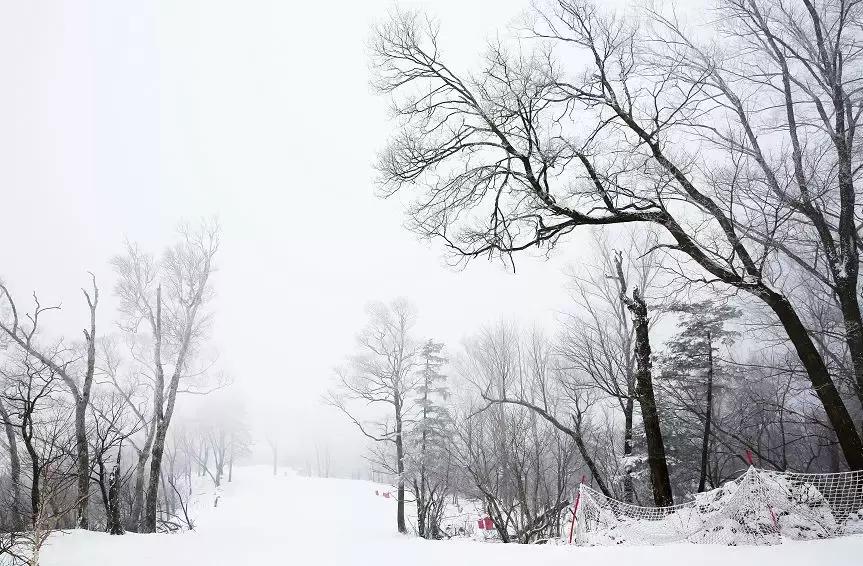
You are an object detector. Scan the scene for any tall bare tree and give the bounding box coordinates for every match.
[558,232,667,502]
[327,299,419,534]
[112,221,219,533]
[0,396,23,531]
[371,0,863,468]
[0,352,75,529]
[610,251,673,506]
[98,338,157,532]
[456,325,582,541]
[0,276,99,528]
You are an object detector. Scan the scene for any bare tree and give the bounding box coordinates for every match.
[468,323,612,499]
[112,221,220,533]
[453,327,580,542]
[558,232,668,502]
[0,277,99,528]
[371,0,863,468]
[0,396,23,531]
[98,338,158,532]
[1,352,72,529]
[88,390,141,533]
[327,298,419,534]
[608,251,673,506]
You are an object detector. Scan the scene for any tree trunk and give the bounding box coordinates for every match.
[95,455,109,524]
[73,399,90,529]
[698,331,714,493]
[74,279,98,530]
[107,452,124,535]
[142,284,190,533]
[763,290,863,470]
[418,375,429,538]
[129,457,148,530]
[160,469,172,516]
[129,417,157,532]
[622,397,635,503]
[625,288,674,507]
[28,451,40,527]
[130,462,146,530]
[0,399,22,530]
[395,401,407,534]
[142,422,168,533]
[414,479,426,538]
[836,279,863,412]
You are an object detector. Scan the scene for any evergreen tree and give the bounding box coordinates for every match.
[658,300,740,494]
[409,339,451,539]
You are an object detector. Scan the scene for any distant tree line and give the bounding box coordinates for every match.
[0,221,252,564]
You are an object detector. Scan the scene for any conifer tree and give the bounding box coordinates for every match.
[659,300,740,493]
[409,339,451,539]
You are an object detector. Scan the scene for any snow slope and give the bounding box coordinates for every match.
[41,466,862,565]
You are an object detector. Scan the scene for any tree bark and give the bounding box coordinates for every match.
[624,288,673,507]
[142,423,168,533]
[73,279,98,529]
[142,277,204,531]
[129,419,157,531]
[73,398,91,529]
[698,331,714,493]
[622,397,635,503]
[836,280,863,412]
[395,399,407,534]
[761,289,863,470]
[0,399,22,530]
[613,253,673,505]
[22,433,40,528]
[107,451,124,535]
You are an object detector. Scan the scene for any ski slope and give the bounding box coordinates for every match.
[41,466,862,565]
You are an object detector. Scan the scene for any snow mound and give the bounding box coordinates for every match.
[577,467,863,546]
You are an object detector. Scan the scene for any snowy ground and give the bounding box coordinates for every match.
[40,466,862,565]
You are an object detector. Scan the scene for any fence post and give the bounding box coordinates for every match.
[568,475,587,544]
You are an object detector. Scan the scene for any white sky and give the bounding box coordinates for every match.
[0,0,704,474]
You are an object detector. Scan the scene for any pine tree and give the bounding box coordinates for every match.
[409,339,451,539]
[658,299,740,494]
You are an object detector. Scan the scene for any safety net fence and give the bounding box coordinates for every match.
[573,467,863,545]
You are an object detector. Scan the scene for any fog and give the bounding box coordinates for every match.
[5,1,863,560]
[0,0,606,475]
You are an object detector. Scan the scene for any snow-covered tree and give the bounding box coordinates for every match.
[658,300,741,494]
[407,339,451,539]
[328,299,419,534]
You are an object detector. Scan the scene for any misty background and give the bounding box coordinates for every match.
[0,0,618,476]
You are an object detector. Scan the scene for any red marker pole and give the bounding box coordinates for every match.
[568,475,586,544]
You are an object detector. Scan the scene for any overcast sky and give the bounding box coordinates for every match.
[0,0,699,474]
